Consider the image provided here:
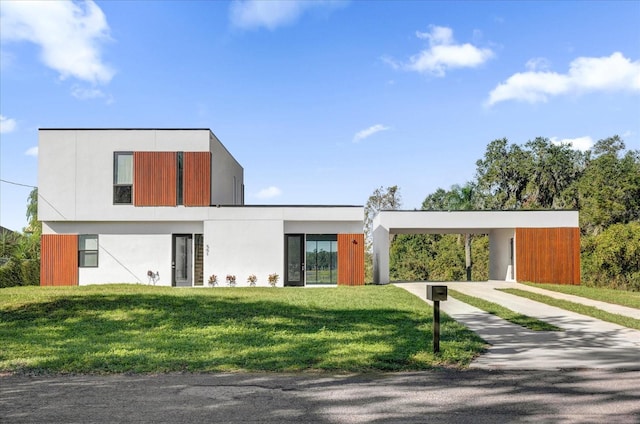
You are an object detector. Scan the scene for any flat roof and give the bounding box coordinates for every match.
[374,210,579,233]
[39,128,212,131]
[215,204,363,208]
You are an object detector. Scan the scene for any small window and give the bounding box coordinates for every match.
[176,152,183,205]
[79,235,99,267]
[114,152,133,204]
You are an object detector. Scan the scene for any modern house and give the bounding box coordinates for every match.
[38,128,580,288]
[38,129,365,287]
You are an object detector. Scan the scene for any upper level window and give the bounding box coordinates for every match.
[113,152,133,204]
[176,152,183,205]
[79,235,99,267]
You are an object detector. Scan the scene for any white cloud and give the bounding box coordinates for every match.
[487,52,640,106]
[0,0,114,84]
[229,0,345,30]
[525,57,551,72]
[256,186,282,199]
[71,85,107,100]
[551,136,593,152]
[387,25,494,76]
[25,146,38,157]
[353,124,390,143]
[0,115,17,133]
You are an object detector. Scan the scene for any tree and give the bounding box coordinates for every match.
[581,222,640,291]
[577,136,640,235]
[364,186,401,282]
[446,183,476,280]
[25,187,41,236]
[0,188,41,286]
[364,185,401,250]
[421,188,449,210]
[475,138,531,210]
[421,183,477,280]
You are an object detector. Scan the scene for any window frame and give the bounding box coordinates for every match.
[113,151,133,205]
[78,234,99,268]
[305,234,338,284]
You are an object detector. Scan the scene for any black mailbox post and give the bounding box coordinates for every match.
[426,285,448,353]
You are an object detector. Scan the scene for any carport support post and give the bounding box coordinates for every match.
[433,300,440,354]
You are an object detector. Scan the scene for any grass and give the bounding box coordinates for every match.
[521,283,640,309]
[499,289,640,330]
[0,284,485,374]
[448,289,561,332]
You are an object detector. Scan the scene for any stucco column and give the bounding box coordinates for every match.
[372,225,390,284]
[489,228,515,281]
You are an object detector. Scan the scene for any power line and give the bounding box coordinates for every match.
[0,179,37,188]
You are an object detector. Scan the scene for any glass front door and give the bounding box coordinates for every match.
[173,234,192,287]
[285,234,305,287]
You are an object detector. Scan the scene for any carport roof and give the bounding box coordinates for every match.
[373,210,579,234]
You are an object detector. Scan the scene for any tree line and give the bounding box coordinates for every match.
[366,135,640,291]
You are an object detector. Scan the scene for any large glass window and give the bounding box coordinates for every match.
[79,235,98,267]
[306,235,337,284]
[113,152,133,204]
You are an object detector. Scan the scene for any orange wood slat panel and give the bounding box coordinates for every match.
[40,234,78,286]
[337,233,365,286]
[183,152,211,206]
[133,152,177,206]
[515,228,580,285]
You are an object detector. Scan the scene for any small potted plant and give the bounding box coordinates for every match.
[247,274,257,287]
[226,274,236,287]
[208,274,217,287]
[268,273,279,288]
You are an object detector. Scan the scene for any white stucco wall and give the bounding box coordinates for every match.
[79,233,171,285]
[45,221,203,286]
[203,206,364,287]
[372,225,391,284]
[39,129,243,222]
[489,228,515,281]
[210,132,244,205]
[374,210,578,233]
[204,219,284,287]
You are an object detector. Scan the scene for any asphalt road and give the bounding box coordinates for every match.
[2,370,639,423]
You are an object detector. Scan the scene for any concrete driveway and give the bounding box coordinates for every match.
[396,282,640,370]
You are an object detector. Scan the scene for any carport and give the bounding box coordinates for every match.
[372,210,580,285]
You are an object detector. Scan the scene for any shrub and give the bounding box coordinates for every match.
[21,259,40,286]
[0,258,23,288]
[582,222,640,291]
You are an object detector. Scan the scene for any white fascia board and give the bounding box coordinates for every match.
[375,210,579,232]
[207,206,364,223]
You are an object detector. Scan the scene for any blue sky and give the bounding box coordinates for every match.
[1,0,639,231]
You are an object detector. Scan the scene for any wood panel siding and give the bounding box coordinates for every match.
[41,234,78,286]
[183,152,211,206]
[134,152,177,206]
[337,233,365,286]
[515,227,580,285]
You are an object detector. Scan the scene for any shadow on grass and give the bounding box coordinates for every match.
[0,287,484,373]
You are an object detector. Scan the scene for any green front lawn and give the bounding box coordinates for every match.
[0,285,485,374]
[499,289,640,330]
[521,283,640,309]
